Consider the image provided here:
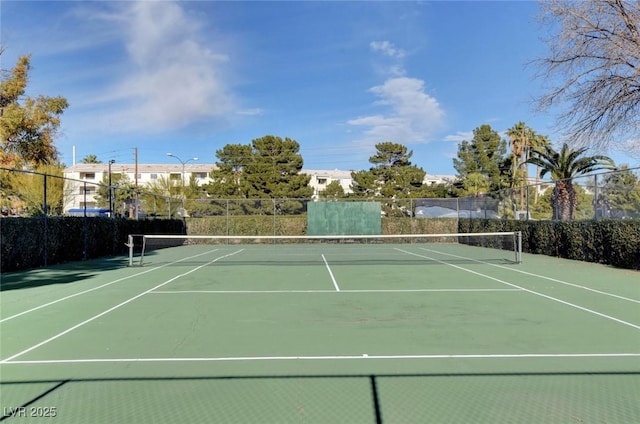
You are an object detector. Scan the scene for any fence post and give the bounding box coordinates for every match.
[593,174,598,220]
[526,185,530,221]
[83,182,88,260]
[43,173,48,267]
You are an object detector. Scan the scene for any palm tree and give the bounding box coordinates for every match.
[506,122,536,210]
[529,134,551,203]
[526,143,615,220]
[81,154,101,164]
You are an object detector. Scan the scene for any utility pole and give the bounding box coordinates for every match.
[134,147,138,219]
[167,153,198,217]
[108,159,115,217]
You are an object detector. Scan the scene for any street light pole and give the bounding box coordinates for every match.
[108,159,115,217]
[166,153,198,214]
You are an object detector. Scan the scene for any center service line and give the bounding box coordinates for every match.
[322,254,341,292]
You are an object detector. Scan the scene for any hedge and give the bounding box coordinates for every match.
[1,217,185,272]
[2,216,638,272]
[458,218,640,270]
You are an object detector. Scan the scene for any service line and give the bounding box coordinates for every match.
[0,249,244,364]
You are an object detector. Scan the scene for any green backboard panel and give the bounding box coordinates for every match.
[307,202,381,235]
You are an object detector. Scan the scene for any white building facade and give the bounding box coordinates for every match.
[63,164,455,212]
[63,163,215,211]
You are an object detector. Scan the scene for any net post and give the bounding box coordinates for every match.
[140,235,147,266]
[127,234,134,267]
[127,234,133,266]
[516,231,522,264]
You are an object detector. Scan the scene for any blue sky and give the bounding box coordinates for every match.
[3,1,637,175]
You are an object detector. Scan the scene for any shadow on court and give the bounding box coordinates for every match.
[0,257,126,291]
[2,371,638,423]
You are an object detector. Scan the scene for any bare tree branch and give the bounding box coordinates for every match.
[533,0,640,153]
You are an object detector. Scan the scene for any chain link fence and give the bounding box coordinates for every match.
[0,166,183,219]
[2,166,638,223]
[418,167,640,221]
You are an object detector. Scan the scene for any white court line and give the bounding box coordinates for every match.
[395,248,640,331]
[322,254,340,292]
[0,249,244,364]
[149,288,522,294]
[2,352,639,365]
[0,249,223,324]
[420,248,640,304]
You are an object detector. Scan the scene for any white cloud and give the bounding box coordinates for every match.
[93,1,236,132]
[348,77,445,146]
[236,108,264,117]
[443,131,473,143]
[370,41,406,59]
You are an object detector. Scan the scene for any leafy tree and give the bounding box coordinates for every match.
[94,172,136,216]
[369,141,414,168]
[244,135,312,200]
[600,165,640,218]
[0,55,68,166]
[420,183,455,199]
[204,144,253,198]
[350,169,379,198]
[530,188,552,219]
[4,164,69,215]
[534,0,640,152]
[351,142,425,197]
[141,174,183,218]
[202,135,312,215]
[349,142,426,216]
[453,124,510,193]
[318,180,346,200]
[372,143,425,197]
[462,172,490,197]
[526,143,615,220]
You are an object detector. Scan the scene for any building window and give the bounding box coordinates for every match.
[169,173,181,181]
[317,178,327,184]
[79,186,95,195]
[150,173,158,179]
[81,172,95,180]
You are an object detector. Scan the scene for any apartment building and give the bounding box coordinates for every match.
[63,163,215,210]
[305,169,354,197]
[62,164,455,212]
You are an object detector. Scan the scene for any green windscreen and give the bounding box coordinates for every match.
[307,202,381,235]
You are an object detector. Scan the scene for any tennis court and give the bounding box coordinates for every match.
[1,234,639,423]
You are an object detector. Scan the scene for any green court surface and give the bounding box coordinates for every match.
[1,242,639,423]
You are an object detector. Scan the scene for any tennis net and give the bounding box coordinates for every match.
[127,232,522,267]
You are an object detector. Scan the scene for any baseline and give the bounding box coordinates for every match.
[3,352,639,365]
